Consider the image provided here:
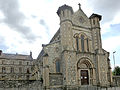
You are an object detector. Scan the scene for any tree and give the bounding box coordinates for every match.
[113,66,120,76]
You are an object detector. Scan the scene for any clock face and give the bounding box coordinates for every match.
[79,16,85,23]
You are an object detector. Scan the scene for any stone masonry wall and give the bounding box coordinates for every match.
[49,73,63,86]
[0,80,43,90]
[113,76,120,86]
[0,80,119,90]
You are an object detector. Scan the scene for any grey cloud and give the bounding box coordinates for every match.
[89,0,120,23]
[0,0,37,42]
[40,19,50,36]
[0,36,9,51]
[40,19,49,30]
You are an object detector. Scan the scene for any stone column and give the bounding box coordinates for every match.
[43,54,50,90]
[92,68,97,85]
[96,55,100,86]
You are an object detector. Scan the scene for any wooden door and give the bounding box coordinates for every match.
[81,70,89,85]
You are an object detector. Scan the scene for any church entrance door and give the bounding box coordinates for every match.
[81,70,89,85]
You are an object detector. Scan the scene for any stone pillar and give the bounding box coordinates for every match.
[108,58,113,86]
[43,54,50,90]
[93,68,97,85]
[96,55,100,86]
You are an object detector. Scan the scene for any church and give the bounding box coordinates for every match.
[37,4,113,89]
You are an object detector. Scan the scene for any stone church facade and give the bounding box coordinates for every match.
[37,4,113,89]
[0,4,114,90]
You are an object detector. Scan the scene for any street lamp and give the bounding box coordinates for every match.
[113,51,116,75]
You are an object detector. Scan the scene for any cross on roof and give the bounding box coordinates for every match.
[78,3,81,9]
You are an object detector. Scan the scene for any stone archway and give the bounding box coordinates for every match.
[77,58,95,85]
[81,70,89,85]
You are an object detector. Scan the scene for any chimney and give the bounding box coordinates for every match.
[30,51,32,57]
[0,50,2,55]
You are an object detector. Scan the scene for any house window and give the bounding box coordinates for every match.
[27,62,29,65]
[2,67,6,73]
[27,68,30,74]
[11,67,14,73]
[2,76,5,78]
[19,67,22,73]
[81,35,85,52]
[19,61,22,65]
[56,60,60,73]
[2,60,4,64]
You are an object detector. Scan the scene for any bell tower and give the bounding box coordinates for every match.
[57,4,73,22]
[89,14,102,52]
[57,5,74,51]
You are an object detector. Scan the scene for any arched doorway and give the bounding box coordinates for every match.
[77,58,94,85]
[81,70,89,85]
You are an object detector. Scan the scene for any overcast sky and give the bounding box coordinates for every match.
[0,0,120,69]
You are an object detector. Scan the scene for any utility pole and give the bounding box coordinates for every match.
[113,51,116,75]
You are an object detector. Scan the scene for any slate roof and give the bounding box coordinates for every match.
[0,53,33,60]
[49,29,60,43]
[37,49,44,60]
[89,13,102,21]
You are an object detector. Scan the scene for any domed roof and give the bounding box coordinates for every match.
[57,4,73,16]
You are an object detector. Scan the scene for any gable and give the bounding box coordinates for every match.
[72,9,91,29]
[49,29,60,43]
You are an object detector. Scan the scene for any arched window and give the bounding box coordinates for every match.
[62,10,65,17]
[76,37,79,50]
[56,60,60,73]
[81,35,85,52]
[74,33,79,51]
[74,33,89,52]
[93,19,95,25]
[86,38,89,52]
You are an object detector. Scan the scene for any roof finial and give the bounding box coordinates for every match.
[30,51,32,57]
[78,3,81,10]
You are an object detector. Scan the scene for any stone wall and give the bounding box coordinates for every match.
[0,80,43,90]
[113,76,120,86]
[50,86,120,90]
[0,87,119,90]
[49,73,63,86]
[0,80,119,90]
